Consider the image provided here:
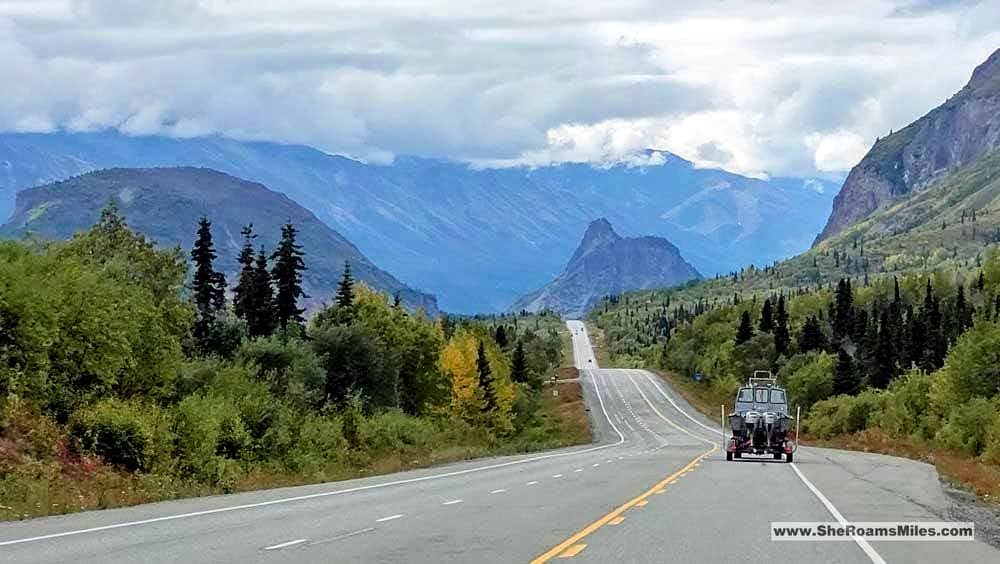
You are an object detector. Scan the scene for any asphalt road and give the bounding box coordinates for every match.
[1,320,996,563]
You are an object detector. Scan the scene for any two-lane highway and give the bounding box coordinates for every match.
[1,321,996,562]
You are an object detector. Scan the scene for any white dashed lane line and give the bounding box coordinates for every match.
[552,474,564,478]
[527,481,539,485]
[490,489,506,494]
[263,539,308,551]
[442,499,463,505]
[375,514,404,523]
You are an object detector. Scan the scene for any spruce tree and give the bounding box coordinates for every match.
[248,247,276,337]
[903,306,926,369]
[511,340,528,385]
[336,261,355,308]
[233,224,256,322]
[494,325,509,348]
[190,217,226,348]
[833,347,859,395]
[476,341,497,414]
[735,310,754,345]
[773,295,790,356]
[833,278,854,340]
[759,299,775,333]
[271,223,307,330]
[873,307,897,388]
[798,316,826,352]
[922,279,945,370]
[955,285,972,337]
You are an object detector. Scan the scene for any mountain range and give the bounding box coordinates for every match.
[0,167,438,315]
[0,133,837,312]
[512,219,700,317]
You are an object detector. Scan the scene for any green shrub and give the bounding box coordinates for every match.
[872,369,932,439]
[237,335,325,408]
[934,397,999,456]
[782,352,834,412]
[172,393,247,482]
[361,410,438,454]
[806,390,885,439]
[286,414,345,472]
[982,408,1000,465]
[68,398,169,472]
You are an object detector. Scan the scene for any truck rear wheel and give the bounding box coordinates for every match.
[773,453,782,460]
[726,451,733,461]
[786,452,793,463]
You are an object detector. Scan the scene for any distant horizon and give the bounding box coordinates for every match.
[0,128,848,185]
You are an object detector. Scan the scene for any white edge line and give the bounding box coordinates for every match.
[263,538,308,551]
[790,463,885,564]
[638,370,721,441]
[375,514,404,523]
[0,338,627,549]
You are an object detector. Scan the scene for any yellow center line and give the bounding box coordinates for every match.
[530,373,717,564]
[609,517,625,525]
[558,544,587,558]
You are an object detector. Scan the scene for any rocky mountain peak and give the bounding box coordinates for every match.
[512,219,700,317]
[815,49,1000,244]
[967,47,1000,95]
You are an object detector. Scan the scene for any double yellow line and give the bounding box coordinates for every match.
[530,372,717,563]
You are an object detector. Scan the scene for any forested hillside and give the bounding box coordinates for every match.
[0,208,582,521]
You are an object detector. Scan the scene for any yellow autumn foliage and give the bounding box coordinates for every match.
[439,328,515,430]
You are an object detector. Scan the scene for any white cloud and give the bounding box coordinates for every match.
[805,130,872,172]
[0,0,997,175]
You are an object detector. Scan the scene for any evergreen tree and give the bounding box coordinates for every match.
[232,224,256,322]
[872,307,897,388]
[476,341,497,414]
[955,284,972,337]
[735,310,754,345]
[271,223,307,330]
[511,340,528,385]
[798,315,826,352]
[336,261,355,308]
[833,278,854,340]
[833,347,859,395]
[190,217,226,349]
[759,299,775,333]
[773,295,790,356]
[922,279,946,370]
[248,247,276,337]
[903,305,926,369]
[494,325,509,348]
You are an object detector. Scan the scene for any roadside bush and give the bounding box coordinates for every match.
[285,414,345,472]
[237,335,325,408]
[872,369,932,439]
[68,398,170,472]
[173,393,247,482]
[781,352,834,412]
[983,409,1000,465]
[934,397,999,457]
[806,390,885,439]
[361,410,439,454]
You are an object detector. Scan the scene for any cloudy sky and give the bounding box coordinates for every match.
[2,0,998,178]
